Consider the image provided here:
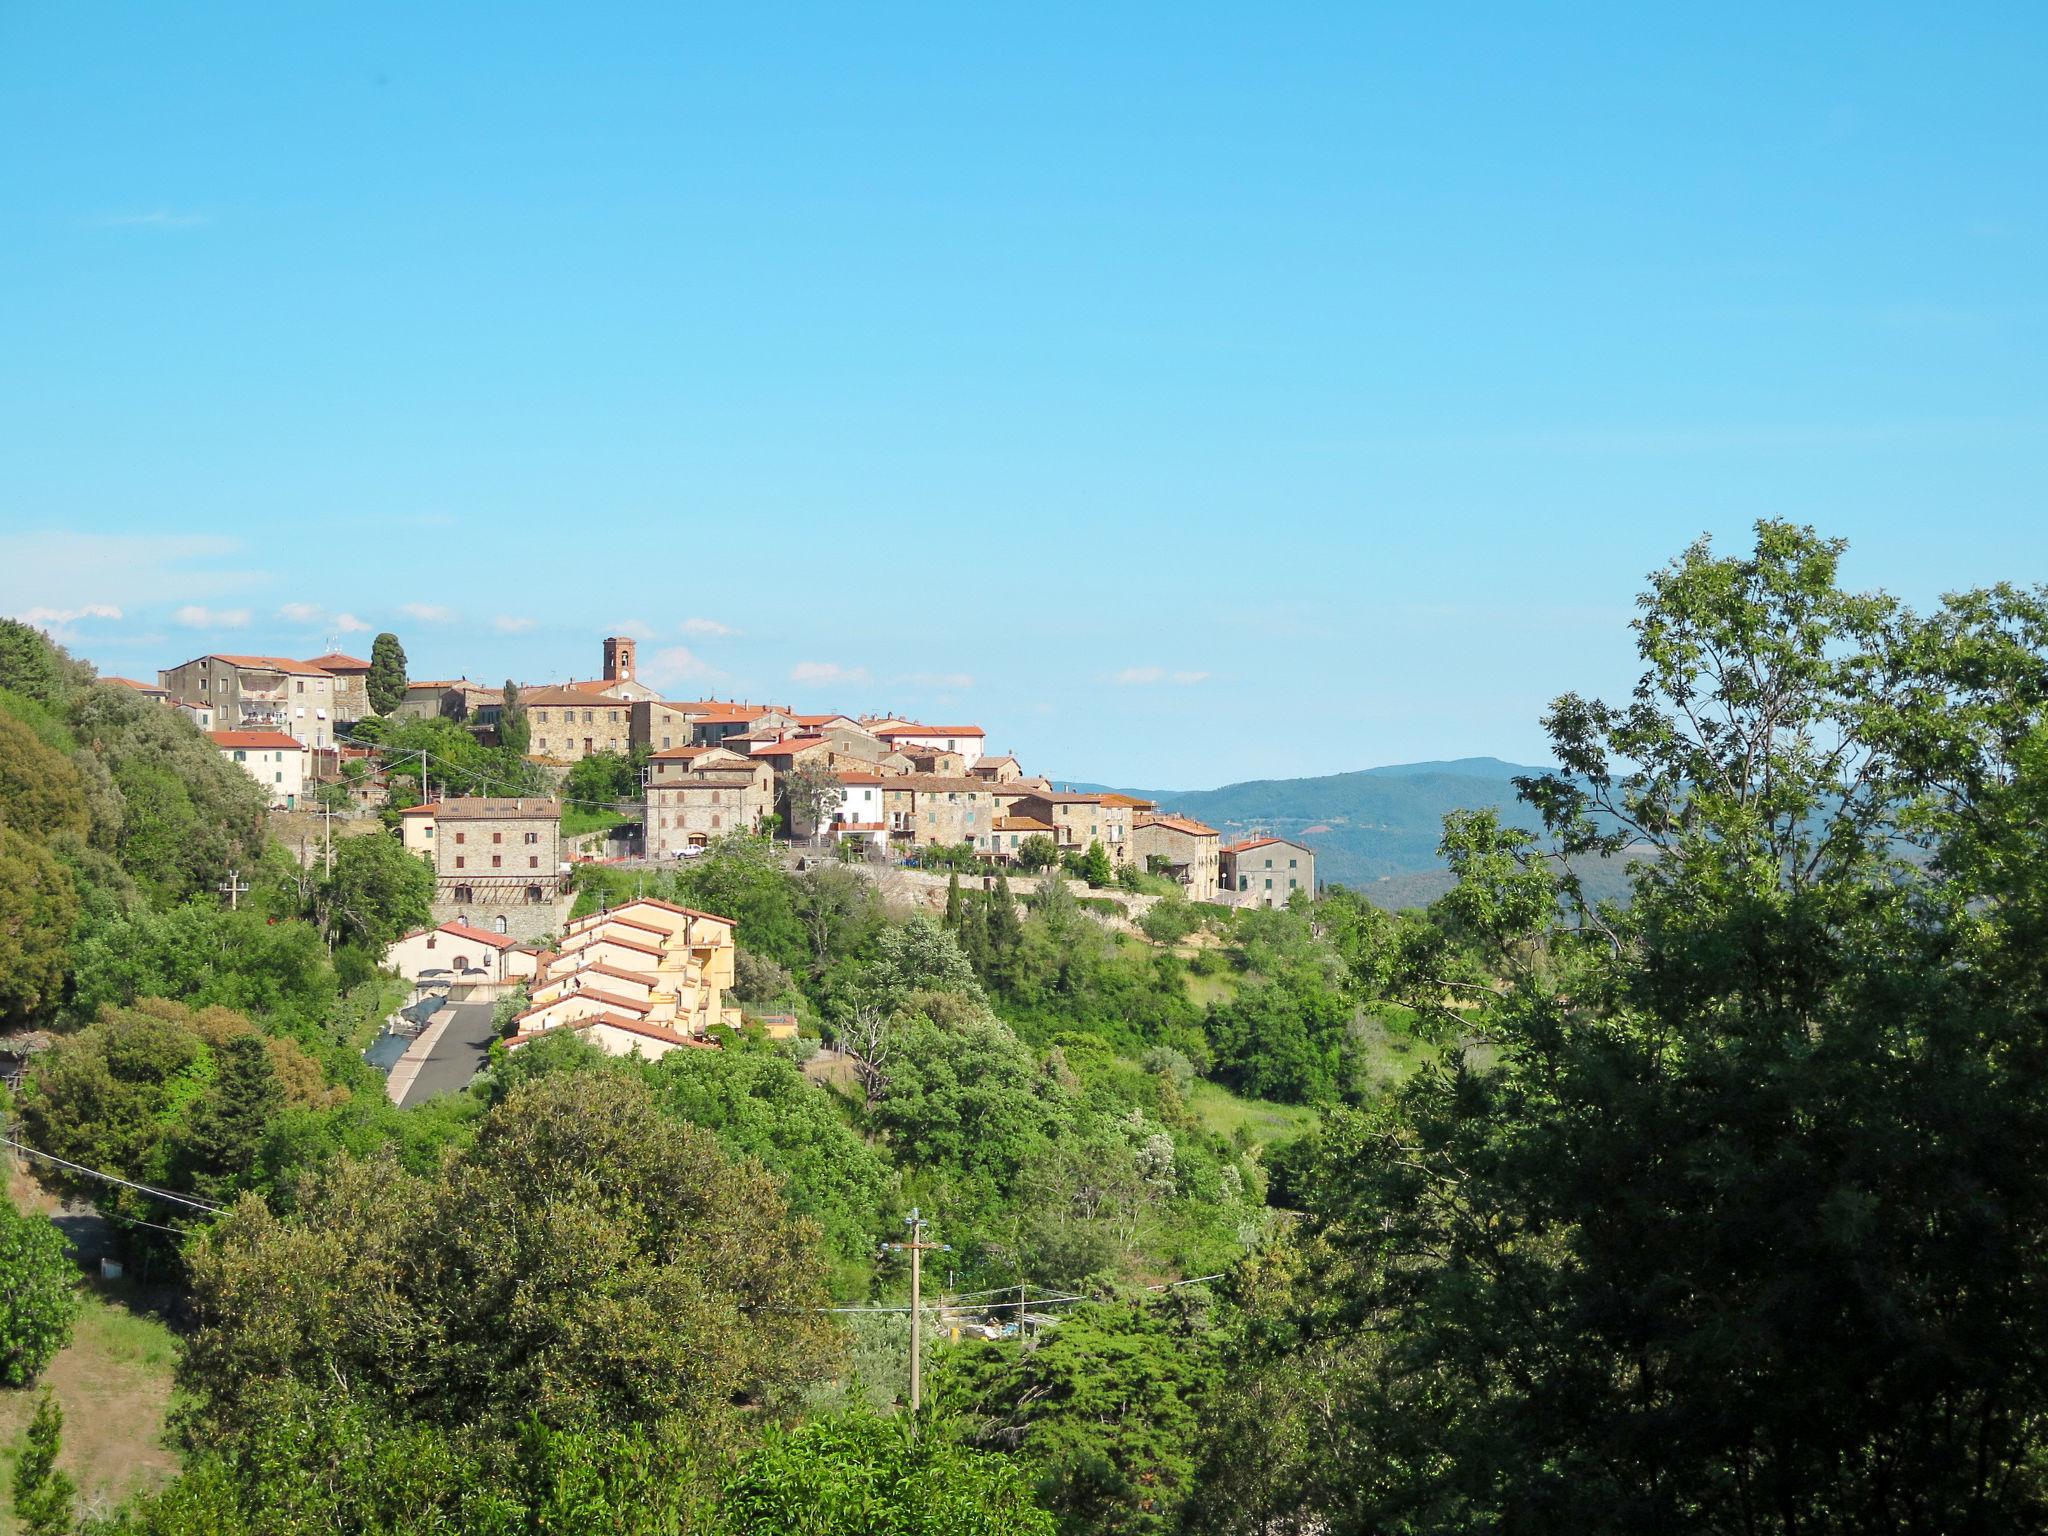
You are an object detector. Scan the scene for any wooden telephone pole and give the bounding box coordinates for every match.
[217,867,250,910]
[883,1207,950,1421]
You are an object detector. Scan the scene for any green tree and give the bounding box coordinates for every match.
[783,758,843,843]
[10,1390,74,1536]
[179,1071,839,1458]
[943,872,963,928]
[497,679,529,755]
[943,1294,1219,1535]
[0,709,89,843]
[317,830,434,950]
[1073,840,1113,888]
[716,1412,1056,1535]
[182,1032,285,1202]
[366,632,407,716]
[0,620,88,710]
[1016,834,1058,872]
[1240,524,2048,1534]
[0,1201,79,1387]
[0,826,78,1026]
[562,748,638,809]
[869,915,982,1005]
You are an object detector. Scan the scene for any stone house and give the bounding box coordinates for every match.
[969,754,1024,784]
[392,680,500,724]
[871,722,986,770]
[644,753,776,857]
[524,686,632,762]
[989,814,1057,863]
[632,699,702,753]
[881,775,1002,852]
[431,798,564,929]
[1220,836,1317,907]
[999,790,1143,868]
[303,652,374,724]
[209,729,308,808]
[1134,814,1222,902]
[161,653,338,750]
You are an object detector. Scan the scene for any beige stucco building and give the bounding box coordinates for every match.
[161,653,338,750]
[506,898,740,1059]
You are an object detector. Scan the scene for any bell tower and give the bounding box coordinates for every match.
[603,635,637,683]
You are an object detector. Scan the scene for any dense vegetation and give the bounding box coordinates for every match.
[6,521,2048,1531]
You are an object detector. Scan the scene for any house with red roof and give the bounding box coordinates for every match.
[207,729,308,808]
[1134,813,1223,902]
[161,653,338,749]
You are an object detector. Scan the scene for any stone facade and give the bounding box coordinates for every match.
[430,798,565,924]
[160,653,338,750]
[645,760,776,856]
[303,652,373,723]
[1220,836,1317,907]
[881,775,1003,852]
[1000,791,1142,867]
[1134,814,1222,901]
[524,687,632,762]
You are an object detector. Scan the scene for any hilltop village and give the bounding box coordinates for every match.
[112,633,1318,1060]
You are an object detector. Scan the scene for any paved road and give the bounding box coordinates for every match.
[398,1002,500,1107]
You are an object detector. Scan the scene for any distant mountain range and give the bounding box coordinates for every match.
[1063,758,1638,910]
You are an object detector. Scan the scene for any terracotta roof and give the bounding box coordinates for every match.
[885,774,994,793]
[557,961,659,990]
[435,921,521,951]
[1136,814,1218,838]
[876,723,985,738]
[833,820,886,832]
[1006,790,1104,805]
[547,985,653,1016]
[564,912,669,938]
[1099,793,1157,809]
[624,897,738,927]
[522,686,629,707]
[556,933,664,960]
[398,802,443,817]
[750,736,829,757]
[649,744,716,760]
[302,652,371,672]
[507,1015,713,1051]
[208,730,306,750]
[994,816,1055,832]
[205,653,333,676]
[103,676,169,694]
[434,797,561,820]
[1224,836,1311,855]
[836,771,885,785]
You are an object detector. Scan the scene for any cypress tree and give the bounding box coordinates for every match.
[185,1033,283,1202]
[367,632,408,716]
[12,1391,74,1536]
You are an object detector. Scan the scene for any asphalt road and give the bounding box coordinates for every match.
[398,1001,500,1107]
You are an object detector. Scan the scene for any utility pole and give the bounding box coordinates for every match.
[217,867,249,910]
[883,1207,950,1424]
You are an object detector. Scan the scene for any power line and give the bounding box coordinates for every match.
[1,1137,224,1213]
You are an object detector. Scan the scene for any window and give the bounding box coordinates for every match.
[491,855,502,868]
[492,832,502,843]
[455,856,466,869]
[1289,858,1297,868]
[456,832,467,844]
[1263,857,1272,868]
[426,935,436,949]
[538,737,548,749]
[582,710,593,724]
[525,885,543,904]
[536,710,548,723]
[233,749,246,761]
[296,681,304,693]
[494,916,507,934]
[608,710,618,723]
[1265,878,1273,890]
[528,856,538,868]
[454,884,474,903]
[524,831,538,844]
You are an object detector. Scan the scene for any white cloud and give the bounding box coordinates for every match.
[642,646,726,689]
[277,602,321,622]
[0,533,261,619]
[20,604,122,624]
[174,605,252,629]
[492,616,537,634]
[400,603,455,623]
[1110,666,1210,687]
[335,613,371,634]
[612,619,656,641]
[898,671,975,690]
[679,617,737,638]
[792,661,872,686]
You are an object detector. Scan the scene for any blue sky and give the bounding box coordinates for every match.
[3,4,2044,787]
